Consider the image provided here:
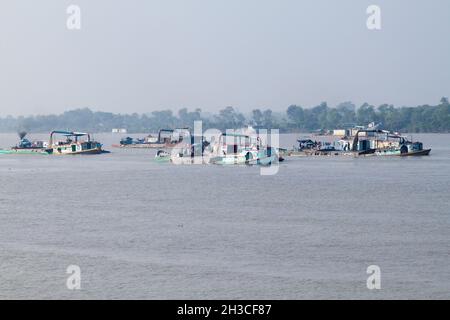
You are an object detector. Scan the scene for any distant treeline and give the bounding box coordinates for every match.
[1,97,449,133]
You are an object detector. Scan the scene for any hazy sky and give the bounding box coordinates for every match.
[0,0,449,116]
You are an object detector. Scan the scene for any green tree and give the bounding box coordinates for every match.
[251,109,263,127]
[286,105,304,129]
[357,103,377,125]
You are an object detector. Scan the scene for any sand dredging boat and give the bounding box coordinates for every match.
[155,131,282,166]
[45,131,108,155]
[208,133,279,166]
[289,124,431,157]
[0,131,48,155]
[351,129,431,156]
[0,131,108,155]
[113,128,190,149]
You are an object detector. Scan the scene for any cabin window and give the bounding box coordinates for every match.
[72,145,76,152]
[227,145,238,154]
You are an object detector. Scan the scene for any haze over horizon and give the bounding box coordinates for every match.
[1,0,449,116]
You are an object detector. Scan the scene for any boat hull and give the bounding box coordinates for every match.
[376,148,431,157]
[46,147,105,155]
[288,150,356,157]
[210,150,278,166]
[399,149,431,156]
[113,143,180,149]
[0,149,48,155]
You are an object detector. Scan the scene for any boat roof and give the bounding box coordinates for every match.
[354,128,406,138]
[51,130,89,137]
[222,133,250,138]
[158,129,174,134]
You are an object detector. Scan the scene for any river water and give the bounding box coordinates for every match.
[0,133,449,299]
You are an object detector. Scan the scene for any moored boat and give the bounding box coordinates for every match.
[113,128,190,149]
[45,131,107,155]
[209,133,279,166]
[0,132,48,155]
[154,131,280,166]
[288,138,354,157]
[288,124,431,157]
[351,129,431,157]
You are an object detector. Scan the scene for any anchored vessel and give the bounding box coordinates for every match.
[350,129,431,156]
[46,131,106,155]
[155,132,280,166]
[289,124,431,157]
[114,128,190,149]
[289,139,352,156]
[155,135,211,164]
[209,133,279,166]
[0,132,48,155]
